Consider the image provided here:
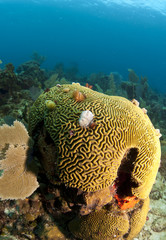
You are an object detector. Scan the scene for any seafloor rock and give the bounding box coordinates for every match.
[160,141,166,178]
[135,172,166,240]
[151,217,166,232]
[37,223,67,240]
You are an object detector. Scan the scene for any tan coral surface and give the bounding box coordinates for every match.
[0,121,39,200]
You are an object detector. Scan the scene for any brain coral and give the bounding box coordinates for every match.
[68,208,130,240]
[29,83,161,199]
[126,197,150,240]
[68,197,150,240]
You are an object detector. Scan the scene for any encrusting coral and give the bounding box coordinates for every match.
[0,121,39,200]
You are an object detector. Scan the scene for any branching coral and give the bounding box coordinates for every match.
[121,69,139,99]
[0,63,19,101]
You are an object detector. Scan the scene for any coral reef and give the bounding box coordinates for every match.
[105,72,116,95]
[31,51,46,65]
[0,61,46,123]
[44,73,70,88]
[16,60,47,89]
[0,60,165,239]
[0,63,20,106]
[121,69,139,99]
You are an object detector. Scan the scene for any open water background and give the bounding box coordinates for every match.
[0,0,166,92]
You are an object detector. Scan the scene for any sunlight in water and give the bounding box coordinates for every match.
[28,0,166,15]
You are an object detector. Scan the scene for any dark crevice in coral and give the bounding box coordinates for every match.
[29,120,44,141]
[33,125,61,184]
[116,147,139,197]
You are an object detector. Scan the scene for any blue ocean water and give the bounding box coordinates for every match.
[0,0,166,92]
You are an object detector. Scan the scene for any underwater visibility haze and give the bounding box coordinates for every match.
[0,0,166,92]
[0,0,166,240]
